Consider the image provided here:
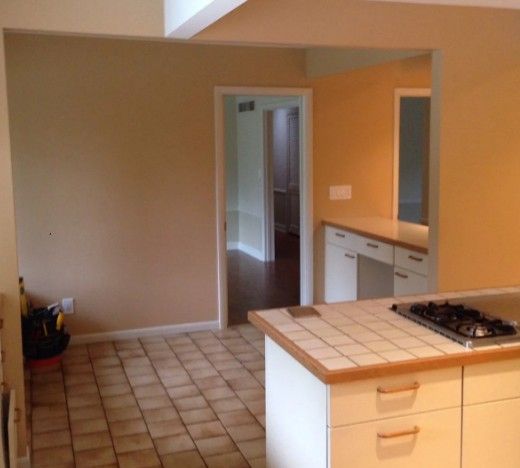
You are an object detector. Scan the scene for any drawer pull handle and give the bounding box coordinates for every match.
[377,381,420,394]
[408,255,423,262]
[335,233,346,238]
[344,253,356,259]
[366,242,379,249]
[394,272,409,279]
[377,426,420,439]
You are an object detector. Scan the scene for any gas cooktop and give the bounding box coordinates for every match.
[391,300,520,348]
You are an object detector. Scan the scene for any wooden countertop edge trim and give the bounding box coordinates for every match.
[322,220,428,254]
[249,311,520,384]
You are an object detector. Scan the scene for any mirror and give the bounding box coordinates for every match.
[394,89,431,226]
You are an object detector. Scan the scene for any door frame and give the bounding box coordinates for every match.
[214,86,313,329]
[392,87,431,220]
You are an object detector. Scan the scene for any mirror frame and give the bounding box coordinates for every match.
[392,87,432,222]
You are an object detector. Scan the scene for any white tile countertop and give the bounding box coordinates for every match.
[248,286,520,383]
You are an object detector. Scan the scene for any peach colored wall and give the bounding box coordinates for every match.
[198,0,520,293]
[5,33,306,336]
[312,54,431,225]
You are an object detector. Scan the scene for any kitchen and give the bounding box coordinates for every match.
[0,1,520,466]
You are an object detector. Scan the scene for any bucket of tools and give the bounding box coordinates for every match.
[22,303,70,370]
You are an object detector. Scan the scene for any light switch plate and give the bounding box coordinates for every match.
[329,185,352,200]
[62,297,75,314]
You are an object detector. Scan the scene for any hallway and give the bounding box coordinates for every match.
[227,232,300,326]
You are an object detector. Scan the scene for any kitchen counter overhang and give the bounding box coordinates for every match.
[249,287,520,384]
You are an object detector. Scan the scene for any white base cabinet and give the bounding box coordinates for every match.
[324,243,357,303]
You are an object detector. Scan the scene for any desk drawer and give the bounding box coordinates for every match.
[356,236,393,265]
[329,407,460,468]
[329,367,461,427]
[325,226,358,251]
[395,247,428,276]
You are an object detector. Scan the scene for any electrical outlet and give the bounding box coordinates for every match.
[329,185,352,200]
[62,297,75,314]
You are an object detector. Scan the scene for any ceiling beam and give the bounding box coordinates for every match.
[164,0,248,39]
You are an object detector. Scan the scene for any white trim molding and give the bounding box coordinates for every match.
[71,320,219,345]
[214,86,314,330]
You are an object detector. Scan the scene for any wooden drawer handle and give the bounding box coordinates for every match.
[344,253,356,259]
[335,232,346,238]
[377,381,420,394]
[366,242,379,249]
[408,255,423,262]
[377,426,420,439]
[394,272,409,279]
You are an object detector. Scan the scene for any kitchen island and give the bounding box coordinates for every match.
[249,287,520,468]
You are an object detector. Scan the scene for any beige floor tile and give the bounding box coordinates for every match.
[122,356,151,367]
[161,450,205,468]
[183,359,213,371]
[67,393,101,409]
[155,366,187,380]
[92,356,121,368]
[33,416,70,434]
[65,383,99,396]
[218,410,257,428]
[187,420,226,440]
[32,429,71,450]
[213,360,243,371]
[193,375,227,390]
[113,432,154,454]
[152,357,183,370]
[114,339,142,350]
[245,400,265,415]
[137,395,172,410]
[63,363,93,375]
[166,384,200,400]
[70,417,108,436]
[65,373,96,386]
[249,457,267,468]
[88,342,116,357]
[32,371,63,384]
[124,365,156,377]
[160,374,192,387]
[94,365,125,377]
[32,381,65,394]
[227,423,265,443]
[236,438,266,460]
[204,451,250,468]
[209,397,246,414]
[175,395,208,412]
[127,373,160,387]
[142,406,180,423]
[109,418,148,437]
[195,435,236,457]
[147,350,176,360]
[147,419,187,439]
[133,383,167,399]
[33,392,66,406]
[201,386,235,401]
[219,368,252,381]
[227,377,262,391]
[68,405,106,422]
[256,414,266,428]
[180,408,217,425]
[32,404,68,420]
[102,393,137,409]
[154,433,195,455]
[188,367,219,379]
[94,372,128,386]
[235,388,265,402]
[32,445,74,466]
[117,349,147,359]
[105,405,143,423]
[99,383,131,397]
[74,446,117,467]
[72,430,112,451]
[116,448,161,467]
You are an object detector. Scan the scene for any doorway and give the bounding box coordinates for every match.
[214,87,313,328]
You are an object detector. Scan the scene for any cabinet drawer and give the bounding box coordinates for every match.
[463,358,520,405]
[394,247,428,276]
[329,367,461,427]
[393,268,428,297]
[325,226,359,251]
[356,236,393,265]
[329,407,460,468]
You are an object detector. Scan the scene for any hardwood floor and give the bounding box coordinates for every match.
[227,232,300,326]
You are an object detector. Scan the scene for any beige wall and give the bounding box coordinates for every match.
[198,0,520,293]
[5,33,306,336]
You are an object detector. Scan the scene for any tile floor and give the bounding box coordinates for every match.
[27,324,266,467]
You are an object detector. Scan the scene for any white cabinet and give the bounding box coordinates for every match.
[324,243,357,303]
[324,227,429,302]
[462,359,520,468]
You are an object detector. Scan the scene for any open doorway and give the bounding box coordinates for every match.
[215,87,313,328]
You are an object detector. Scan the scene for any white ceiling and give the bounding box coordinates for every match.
[369,0,520,9]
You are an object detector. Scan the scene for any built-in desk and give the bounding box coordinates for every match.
[322,217,429,302]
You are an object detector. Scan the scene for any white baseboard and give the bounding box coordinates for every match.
[226,242,264,261]
[71,320,220,345]
[17,447,30,468]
